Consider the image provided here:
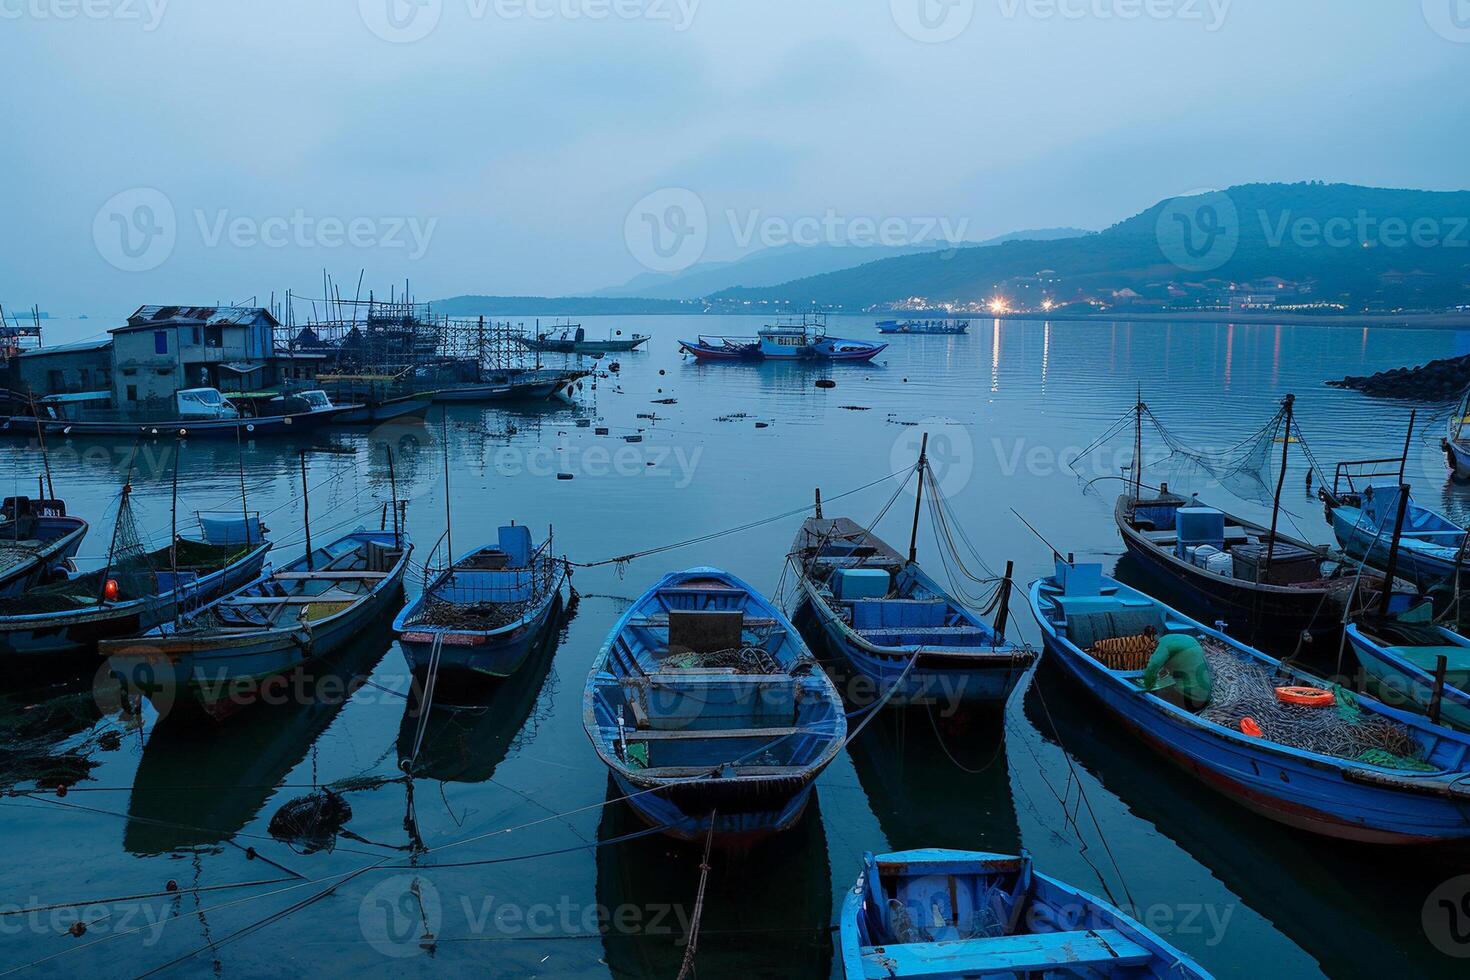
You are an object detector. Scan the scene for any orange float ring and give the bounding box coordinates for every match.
[1275,686,1335,708]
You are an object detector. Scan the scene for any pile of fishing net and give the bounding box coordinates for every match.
[268,788,353,853]
[407,595,534,631]
[1197,640,1432,770]
[663,646,783,673]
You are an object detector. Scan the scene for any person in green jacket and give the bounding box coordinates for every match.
[1143,634,1214,711]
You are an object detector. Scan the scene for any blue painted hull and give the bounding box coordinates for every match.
[399,590,563,680]
[1031,574,1470,844]
[0,544,271,661]
[612,770,818,843]
[1346,624,1470,733]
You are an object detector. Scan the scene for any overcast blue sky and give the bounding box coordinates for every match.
[1,0,1466,312]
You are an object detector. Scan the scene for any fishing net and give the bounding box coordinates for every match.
[268,788,352,853]
[663,647,784,673]
[102,490,157,603]
[1070,401,1328,507]
[0,692,104,790]
[1196,639,1428,767]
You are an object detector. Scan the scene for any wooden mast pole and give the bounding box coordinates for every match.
[300,450,314,571]
[908,433,929,564]
[1263,394,1295,579]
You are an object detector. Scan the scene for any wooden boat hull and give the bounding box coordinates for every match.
[1346,624,1470,733]
[330,395,433,425]
[0,514,88,597]
[840,849,1211,980]
[0,408,355,440]
[429,371,587,403]
[1445,438,1470,481]
[800,577,1033,707]
[679,338,887,362]
[1329,501,1461,591]
[518,337,649,354]
[0,543,271,662]
[101,533,410,719]
[1030,570,1470,844]
[398,589,563,681]
[583,567,847,844]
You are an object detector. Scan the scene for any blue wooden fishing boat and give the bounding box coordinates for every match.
[680,315,887,363]
[840,849,1211,979]
[0,518,270,663]
[1325,482,1466,590]
[394,525,565,683]
[1346,614,1470,733]
[1030,560,1470,844]
[582,567,846,842]
[100,530,411,719]
[0,496,88,596]
[791,518,1035,707]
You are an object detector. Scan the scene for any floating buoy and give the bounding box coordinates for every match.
[69,921,86,938]
[755,421,769,428]
[595,427,609,435]
[1275,686,1335,708]
[166,879,179,892]
[815,379,836,389]
[1240,717,1263,738]
[557,473,574,481]
[625,435,643,443]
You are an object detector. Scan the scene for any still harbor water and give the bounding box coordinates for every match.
[2,315,1466,979]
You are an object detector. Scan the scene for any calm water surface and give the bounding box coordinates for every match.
[1,315,1465,978]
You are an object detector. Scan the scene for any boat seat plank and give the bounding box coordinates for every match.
[854,626,992,638]
[858,929,1152,979]
[628,726,805,741]
[220,593,364,606]
[628,615,777,628]
[272,571,390,581]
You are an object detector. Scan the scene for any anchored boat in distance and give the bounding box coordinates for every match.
[680,314,887,363]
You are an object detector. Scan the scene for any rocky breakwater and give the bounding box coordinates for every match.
[1328,353,1470,401]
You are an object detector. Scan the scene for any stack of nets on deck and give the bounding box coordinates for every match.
[406,595,537,631]
[1197,638,1433,770]
[663,646,784,673]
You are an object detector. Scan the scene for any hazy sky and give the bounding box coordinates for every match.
[1,0,1466,314]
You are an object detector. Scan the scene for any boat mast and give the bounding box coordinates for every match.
[1132,387,1144,503]
[300,450,314,571]
[25,391,55,500]
[1262,394,1295,579]
[1398,410,1417,485]
[441,408,454,574]
[1378,483,1412,619]
[908,432,929,564]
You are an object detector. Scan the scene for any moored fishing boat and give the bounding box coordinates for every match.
[101,529,411,720]
[875,318,969,335]
[839,849,1212,979]
[0,515,270,663]
[428,368,587,403]
[516,325,650,355]
[1115,487,1383,650]
[582,567,846,842]
[791,517,1035,707]
[1443,387,1470,480]
[1346,613,1470,733]
[1324,482,1466,591]
[394,525,566,683]
[680,315,887,363]
[0,496,88,596]
[1030,560,1470,844]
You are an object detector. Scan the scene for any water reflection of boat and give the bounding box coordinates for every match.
[1027,662,1458,980]
[845,706,1020,855]
[394,601,564,782]
[594,777,833,978]
[123,622,394,855]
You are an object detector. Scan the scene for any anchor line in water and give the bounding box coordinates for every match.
[674,812,717,980]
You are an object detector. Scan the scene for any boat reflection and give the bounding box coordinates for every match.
[393,600,566,783]
[122,617,395,856]
[1026,660,1462,980]
[845,704,1021,855]
[594,777,833,978]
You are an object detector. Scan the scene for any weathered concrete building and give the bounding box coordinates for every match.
[109,305,319,407]
[14,338,113,398]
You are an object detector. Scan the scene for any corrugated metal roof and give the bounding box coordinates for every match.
[18,338,112,358]
[115,305,280,332]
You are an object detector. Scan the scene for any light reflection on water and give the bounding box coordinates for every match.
[0,315,1464,978]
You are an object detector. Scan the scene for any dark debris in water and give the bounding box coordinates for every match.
[268,788,352,854]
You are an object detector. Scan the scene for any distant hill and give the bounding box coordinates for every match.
[430,295,700,317]
[712,183,1470,311]
[591,229,1091,301]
